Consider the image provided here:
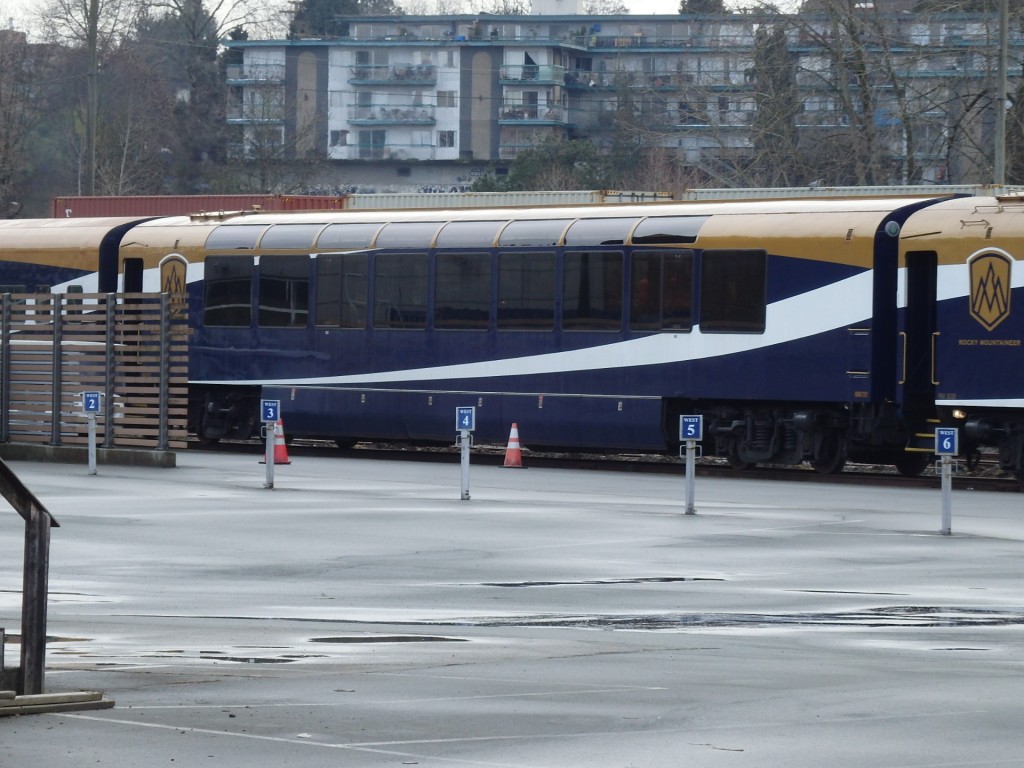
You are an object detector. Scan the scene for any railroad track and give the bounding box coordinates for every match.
[189,438,1023,493]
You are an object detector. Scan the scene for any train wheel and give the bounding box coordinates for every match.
[965,447,982,471]
[809,431,845,475]
[894,452,930,477]
[726,446,752,471]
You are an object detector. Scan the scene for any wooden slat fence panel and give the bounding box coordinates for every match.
[1,292,188,451]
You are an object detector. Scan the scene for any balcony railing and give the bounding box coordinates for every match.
[226,64,286,85]
[349,63,436,85]
[346,104,436,124]
[498,64,566,84]
[329,143,442,161]
[499,102,567,124]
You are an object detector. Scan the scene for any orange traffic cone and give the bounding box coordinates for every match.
[503,423,524,468]
[260,418,291,465]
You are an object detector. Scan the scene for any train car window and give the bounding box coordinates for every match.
[375,222,444,248]
[123,258,144,293]
[258,255,309,328]
[631,216,708,244]
[563,218,640,246]
[206,224,266,251]
[317,222,381,250]
[204,256,253,327]
[259,224,323,250]
[563,251,623,331]
[374,253,428,329]
[630,250,694,331]
[497,251,555,330]
[699,249,766,333]
[316,253,368,328]
[435,220,505,248]
[498,219,571,247]
[435,252,491,330]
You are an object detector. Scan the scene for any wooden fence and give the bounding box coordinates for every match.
[0,293,188,451]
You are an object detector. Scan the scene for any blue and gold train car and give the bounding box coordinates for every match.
[113,196,955,475]
[901,194,1024,477]
[5,193,1023,478]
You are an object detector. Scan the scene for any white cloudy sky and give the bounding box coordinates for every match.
[3,0,683,31]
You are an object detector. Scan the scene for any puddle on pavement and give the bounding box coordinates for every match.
[413,606,1024,630]
[483,577,724,587]
[311,635,467,644]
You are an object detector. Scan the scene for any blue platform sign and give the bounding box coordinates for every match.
[82,391,102,413]
[935,427,958,456]
[456,406,476,432]
[679,415,703,442]
[261,399,281,423]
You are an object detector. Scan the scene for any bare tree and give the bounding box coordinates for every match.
[0,29,38,217]
[93,48,178,193]
[40,0,144,194]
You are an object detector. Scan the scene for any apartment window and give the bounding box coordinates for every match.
[438,130,456,148]
[330,130,348,146]
[437,90,457,108]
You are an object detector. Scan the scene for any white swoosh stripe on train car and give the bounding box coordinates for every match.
[941,399,1024,407]
[897,257,1024,307]
[196,271,875,386]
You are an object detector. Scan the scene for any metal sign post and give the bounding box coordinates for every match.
[679,415,703,515]
[82,391,102,475]
[261,399,281,489]
[935,427,958,535]
[456,407,475,500]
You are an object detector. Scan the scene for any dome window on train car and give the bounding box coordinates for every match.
[435,220,506,248]
[699,249,766,334]
[204,256,253,327]
[258,224,323,251]
[375,222,444,248]
[631,216,708,244]
[435,253,491,330]
[630,250,694,332]
[563,250,623,331]
[497,251,555,330]
[374,253,428,329]
[316,252,368,329]
[498,219,571,247]
[258,255,309,328]
[205,224,267,251]
[317,222,381,250]
[563,217,640,246]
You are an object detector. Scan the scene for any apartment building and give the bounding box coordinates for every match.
[224,7,1022,191]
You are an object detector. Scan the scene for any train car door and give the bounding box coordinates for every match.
[901,250,938,423]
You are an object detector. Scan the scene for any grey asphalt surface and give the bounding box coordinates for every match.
[1,450,1022,767]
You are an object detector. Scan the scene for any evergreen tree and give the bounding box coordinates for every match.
[678,0,726,13]
[289,0,403,39]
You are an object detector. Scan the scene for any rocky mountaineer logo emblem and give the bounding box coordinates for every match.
[968,250,1012,331]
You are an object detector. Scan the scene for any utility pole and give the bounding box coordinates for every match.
[993,0,1008,184]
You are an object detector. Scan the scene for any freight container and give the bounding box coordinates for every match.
[52,195,346,218]
[344,190,673,209]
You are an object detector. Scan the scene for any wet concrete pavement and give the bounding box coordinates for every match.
[1,451,1022,766]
